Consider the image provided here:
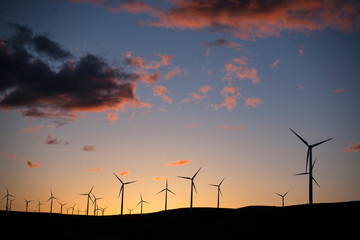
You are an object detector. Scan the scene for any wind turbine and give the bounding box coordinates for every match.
[58,201,67,214]
[47,189,59,213]
[2,187,15,211]
[157,178,175,211]
[209,178,225,208]
[24,197,33,212]
[127,208,134,214]
[113,172,137,215]
[136,193,149,214]
[91,193,102,216]
[9,198,15,211]
[290,128,332,204]
[79,186,94,216]
[37,200,44,212]
[178,167,202,211]
[100,207,107,216]
[69,204,76,215]
[275,191,289,207]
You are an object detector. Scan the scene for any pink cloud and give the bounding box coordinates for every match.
[118,171,131,176]
[164,66,181,80]
[344,142,360,153]
[298,46,305,56]
[333,88,345,93]
[164,159,191,166]
[106,111,119,125]
[27,160,41,168]
[223,58,260,84]
[212,86,241,112]
[271,59,280,68]
[244,97,264,108]
[152,85,173,104]
[198,85,213,94]
[22,125,43,134]
[220,125,244,131]
[83,145,95,152]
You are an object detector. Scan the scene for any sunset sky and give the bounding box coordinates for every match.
[1,0,359,215]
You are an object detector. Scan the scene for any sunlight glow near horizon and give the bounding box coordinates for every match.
[0,0,359,215]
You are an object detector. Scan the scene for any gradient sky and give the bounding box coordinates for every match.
[1,0,360,215]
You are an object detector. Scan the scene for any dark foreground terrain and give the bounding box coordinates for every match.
[1,201,359,239]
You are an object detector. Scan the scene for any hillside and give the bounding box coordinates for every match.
[1,201,359,239]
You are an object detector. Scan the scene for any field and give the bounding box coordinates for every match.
[1,201,359,239]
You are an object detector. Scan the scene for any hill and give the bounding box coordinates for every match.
[1,201,359,239]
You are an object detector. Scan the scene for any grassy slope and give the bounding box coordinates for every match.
[1,201,359,239]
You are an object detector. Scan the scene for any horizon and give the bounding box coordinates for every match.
[0,0,359,215]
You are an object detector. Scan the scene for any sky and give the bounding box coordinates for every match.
[0,0,360,215]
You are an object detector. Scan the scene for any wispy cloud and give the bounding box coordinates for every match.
[152,85,173,104]
[45,134,62,145]
[220,125,244,131]
[271,59,280,68]
[118,171,131,176]
[333,88,345,93]
[22,125,44,134]
[27,160,41,168]
[88,168,103,172]
[83,145,96,152]
[153,176,166,181]
[164,159,191,166]
[244,97,264,108]
[223,57,260,84]
[344,142,360,153]
[164,66,181,80]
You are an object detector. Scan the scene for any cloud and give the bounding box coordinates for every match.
[83,145,96,152]
[27,160,41,168]
[88,168,103,172]
[187,123,199,128]
[45,134,62,145]
[211,86,241,112]
[182,85,213,104]
[1,152,17,160]
[164,66,181,80]
[298,46,305,56]
[201,38,241,48]
[164,159,191,166]
[271,59,280,68]
[344,142,360,153]
[153,176,166,181]
[220,125,244,131]
[118,171,131,176]
[223,57,260,84]
[152,85,173,104]
[0,24,148,126]
[244,97,264,108]
[333,88,345,93]
[198,85,213,94]
[22,125,44,134]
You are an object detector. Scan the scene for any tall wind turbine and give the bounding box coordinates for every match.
[37,200,44,212]
[157,178,175,211]
[2,187,15,211]
[24,198,33,212]
[136,193,149,214]
[113,172,137,215]
[275,191,289,207]
[290,128,332,204]
[209,178,225,208]
[79,186,94,216]
[58,201,67,214]
[178,167,202,211]
[47,189,59,213]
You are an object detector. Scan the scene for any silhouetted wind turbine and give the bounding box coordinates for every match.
[275,191,289,207]
[91,193,102,216]
[69,204,76,215]
[47,189,59,213]
[290,128,332,204]
[209,178,225,208]
[127,207,134,214]
[178,167,202,211]
[157,178,175,211]
[136,193,149,214]
[58,201,67,214]
[2,187,15,211]
[37,200,44,212]
[113,172,137,215]
[24,197,33,212]
[100,207,107,216]
[79,186,94,216]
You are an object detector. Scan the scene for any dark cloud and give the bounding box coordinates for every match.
[0,24,143,125]
[201,38,241,48]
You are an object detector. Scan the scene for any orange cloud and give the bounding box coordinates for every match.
[153,176,167,181]
[27,160,41,168]
[199,85,213,94]
[164,159,191,166]
[105,111,119,125]
[152,85,173,104]
[212,86,241,112]
[118,171,131,176]
[83,145,95,152]
[223,58,260,84]
[271,59,280,68]
[88,168,103,172]
[333,88,345,93]
[344,142,360,153]
[164,66,181,80]
[244,97,264,108]
[220,125,244,131]
[298,46,305,56]
[22,125,43,134]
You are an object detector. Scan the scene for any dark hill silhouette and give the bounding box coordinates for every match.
[1,201,359,239]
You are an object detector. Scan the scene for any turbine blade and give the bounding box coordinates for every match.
[293,172,308,176]
[136,201,141,207]
[113,172,123,184]
[79,193,87,196]
[306,148,310,172]
[168,189,176,195]
[192,181,198,195]
[275,193,282,197]
[312,158,317,170]
[192,167,202,179]
[312,177,320,188]
[209,184,218,187]
[157,189,166,194]
[125,180,138,185]
[177,176,191,180]
[311,138,333,148]
[219,178,225,186]
[289,128,309,146]
[283,191,290,197]
[89,186,94,194]
[118,185,123,198]
[219,188,222,196]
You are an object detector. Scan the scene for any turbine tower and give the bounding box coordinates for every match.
[275,191,289,207]
[136,193,149,214]
[290,128,332,204]
[113,172,137,215]
[79,186,94,216]
[209,178,225,208]
[47,190,58,213]
[157,178,175,211]
[91,193,102,216]
[178,167,202,211]
[24,198,33,212]
[2,187,15,211]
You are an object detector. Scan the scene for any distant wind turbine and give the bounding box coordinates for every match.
[24,197,33,212]
[209,178,225,208]
[47,189,59,213]
[178,167,202,211]
[136,193,149,214]
[157,178,175,211]
[79,186,94,216]
[275,191,289,207]
[127,207,134,214]
[69,204,76,215]
[58,201,67,214]
[2,187,15,211]
[37,200,44,212]
[9,198,15,211]
[100,207,107,216]
[91,193,102,216]
[290,128,332,204]
[113,172,137,215]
